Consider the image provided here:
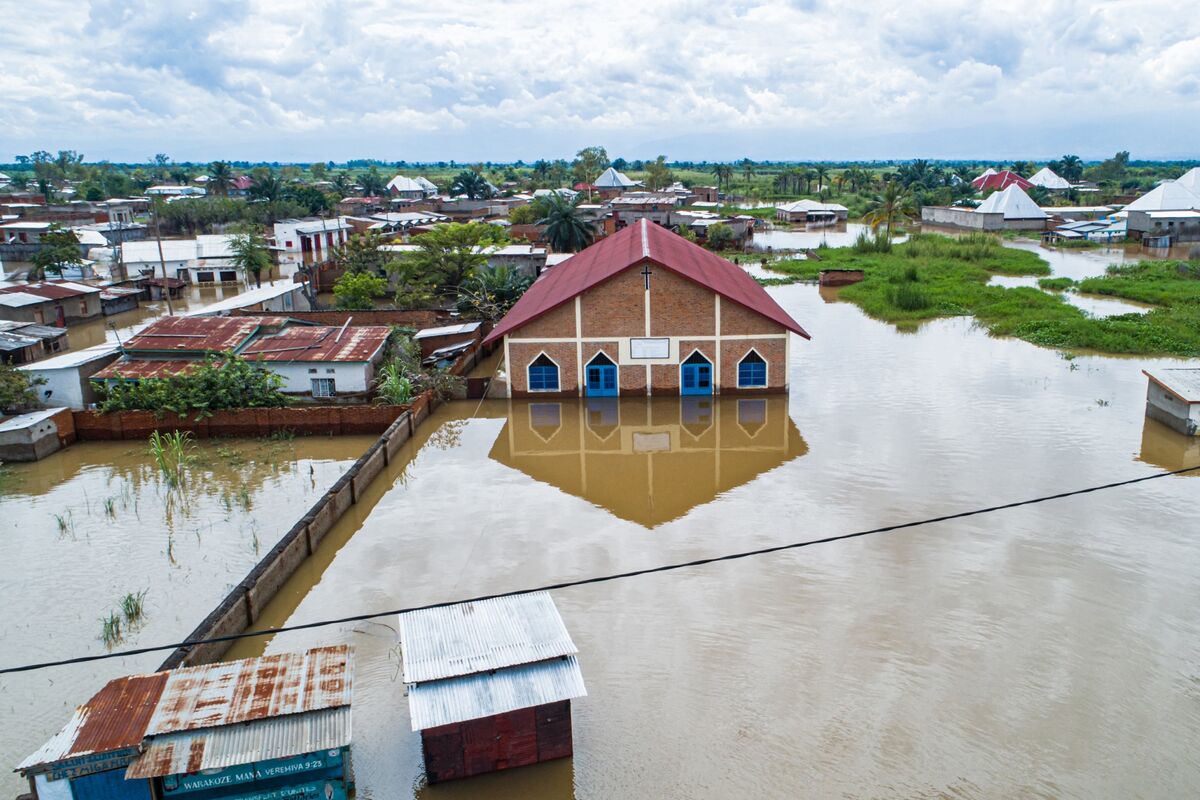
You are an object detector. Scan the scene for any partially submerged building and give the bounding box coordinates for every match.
[398,592,585,783]
[19,343,121,409]
[17,646,354,800]
[1143,369,1200,436]
[93,315,391,401]
[0,281,104,326]
[272,217,353,257]
[0,320,68,364]
[774,199,850,223]
[922,185,1049,231]
[484,220,809,397]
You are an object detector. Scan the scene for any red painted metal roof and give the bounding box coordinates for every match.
[484,219,809,345]
[92,359,198,380]
[241,325,391,362]
[122,316,290,354]
[17,673,168,773]
[0,281,100,300]
[971,170,1033,191]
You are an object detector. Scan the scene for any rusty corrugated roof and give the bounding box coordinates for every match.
[122,316,292,354]
[92,359,198,380]
[17,673,167,773]
[483,219,809,345]
[18,646,352,776]
[146,645,353,736]
[241,326,391,363]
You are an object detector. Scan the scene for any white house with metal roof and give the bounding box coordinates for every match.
[1028,167,1072,190]
[1143,369,1200,436]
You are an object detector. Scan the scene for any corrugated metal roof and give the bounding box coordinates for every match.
[18,674,168,773]
[241,326,391,363]
[484,219,809,345]
[413,322,482,339]
[407,657,586,730]
[147,645,352,736]
[122,316,290,354]
[1144,368,1200,402]
[126,706,351,779]
[92,359,198,380]
[398,592,577,684]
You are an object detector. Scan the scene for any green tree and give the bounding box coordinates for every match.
[572,145,610,185]
[310,162,328,180]
[711,163,733,195]
[449,170,493,199]
[1055,154,1084,182]
[507,203,539,225]
[0,363,45,413]
[332,229,392,276]
[359,166,386,197]
[333,272,388,310]
[248,171,284,202]
[863,181,917,238]
[536,193,593,253]
[395,222,505,291]
[93,352,289,417]
[228,224,272,288]
[705,222,735,250]
[740,158,756,187]
[31,224,84,279]
[644,155,673,190]
[456,265,534,322]
[208,161,233,196]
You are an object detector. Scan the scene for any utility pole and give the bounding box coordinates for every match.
[151,199,174,316]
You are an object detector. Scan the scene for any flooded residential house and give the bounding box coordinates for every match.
[17,646,354,800]
[922,185,1050,231]
[485,219,809,398]
[271,217,352,259]
[775,199,850,223]
[91,315,392,401]
[0,320,68,364]
[0,282,103,326]
[398,593,585,784]
[1143,369,1200,436]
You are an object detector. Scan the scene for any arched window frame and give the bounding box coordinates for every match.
[527,352,561,393]
[736,348,768,389]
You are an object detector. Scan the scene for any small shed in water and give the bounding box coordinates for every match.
[398,592,586,783]
[17,646,355,800]
[1143,368,1200,436]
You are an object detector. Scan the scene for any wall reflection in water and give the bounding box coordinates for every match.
[489,396,808,527]
[1137,416,1200,474]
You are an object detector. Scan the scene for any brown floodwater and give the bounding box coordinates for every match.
[225,244,1200,799]
[0,435,375,796]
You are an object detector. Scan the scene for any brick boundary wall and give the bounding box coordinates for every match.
[233,308,457,328]
[73,405,409,440]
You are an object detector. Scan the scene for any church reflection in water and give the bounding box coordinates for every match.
[488,396,808,527]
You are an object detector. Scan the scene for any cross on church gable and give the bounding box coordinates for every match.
[641,263,653,290]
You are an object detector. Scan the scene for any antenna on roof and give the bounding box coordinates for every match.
[335,316,351,343]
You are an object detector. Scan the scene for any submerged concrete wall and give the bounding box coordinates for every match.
[160,392,437,669]
[74,405,408,440]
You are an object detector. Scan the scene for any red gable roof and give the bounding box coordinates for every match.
[483,220,809,345]
[242,325,391,362]
[972,170,1033,191]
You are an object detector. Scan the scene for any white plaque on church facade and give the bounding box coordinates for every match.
[629,337,670,359]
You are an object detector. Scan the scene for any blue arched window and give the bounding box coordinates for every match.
[737,350,767,388]
[528,354,560,391]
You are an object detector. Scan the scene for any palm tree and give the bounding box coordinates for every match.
[208,161,233,197]
[248,172,283,202]
[1058,154,1084,182]
[863,181,916,239]
[800,167,815,194]
[536,193,593,253]
[358,167,386,197]
[450,170,493,200]
[711,163,724,194]
[835,171,847,195]
[814,165,829,193]
[741,158,756,188]
[228,224,272,288]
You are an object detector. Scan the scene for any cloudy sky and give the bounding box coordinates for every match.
[2,0,1197,163]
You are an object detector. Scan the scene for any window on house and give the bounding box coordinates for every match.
[196,271,214,283]
[311,378,336,397]
[308,368,317,374]
[528,354,559,391]
[325,368,335,374]
[738,351,767,387]
[219,271,237,282]
[79,301,88,316]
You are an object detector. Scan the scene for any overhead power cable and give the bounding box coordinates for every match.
[1,463,1196,676]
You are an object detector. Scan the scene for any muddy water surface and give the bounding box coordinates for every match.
[66,283,247,350]
[0,435,374,795]
[235,270,1200,798]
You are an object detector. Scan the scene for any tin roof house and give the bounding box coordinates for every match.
[1028,167,1072,190]
[1143,369,1200,437]
[398,592,586,783]
[17,646,354,800]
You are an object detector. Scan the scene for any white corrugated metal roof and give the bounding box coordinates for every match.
[1145,368,1200,402]
[594,167,636,188]
[125,706,351,779]
[413,322,482,339]
[18,343,119,371]
[185,281,300,315]
[0,292,49,307]
[407,657,586,730]
[1123,182,1200,212]
[398,592,577,684]
[1029,167,1071,190]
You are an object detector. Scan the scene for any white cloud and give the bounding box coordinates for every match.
[0,0,1197,160]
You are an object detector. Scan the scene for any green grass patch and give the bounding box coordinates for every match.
[770,233,1200,356]
[1049,238,1103,249]
[1038,277,1076,291]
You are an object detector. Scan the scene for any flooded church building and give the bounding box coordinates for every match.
[485,220,809,398]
